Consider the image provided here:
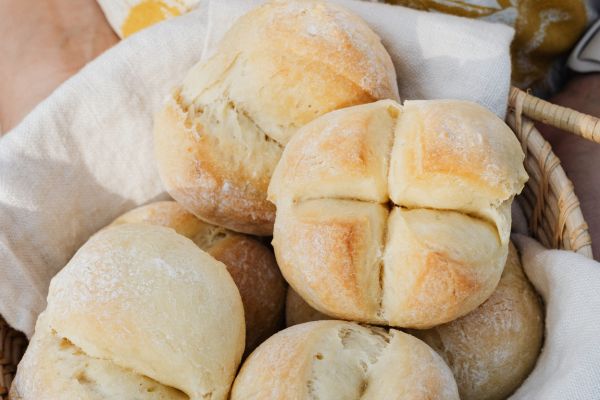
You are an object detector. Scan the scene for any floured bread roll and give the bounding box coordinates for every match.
[154,0,399,236]
[231,320,460,399]
[286,287,329,327]
[269,99,527,328]
[11,224,245,400]
[110,201,286,352]
[411,242,544,400]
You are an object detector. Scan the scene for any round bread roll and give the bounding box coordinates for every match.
[154,0,399,236]
[11,224,245,400]
[110,201,286,352]
[411,242,544,400]
[231,320,460,399]
[286,287,329,327]
[268,99,528,328]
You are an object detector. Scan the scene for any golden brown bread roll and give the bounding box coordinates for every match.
[411,242,544,400]
[154,0,399,236]
[110,201,286,352]
[11,224,245,400]
[269,99,527,328]
[230,320,460,399]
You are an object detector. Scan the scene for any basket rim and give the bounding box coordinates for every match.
[506,111,593,258]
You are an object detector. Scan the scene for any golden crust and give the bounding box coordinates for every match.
[203,0,400,145]
[154,99,278,236]
[268,100,398,204]
[155,0,399,236]
[210,235,286,353]
[412,243,544,400]
[110,201,286,353]
[273,199,387,323]
[389,100,527,244]
[269,99,527,328]
[284,246,543,400]
[231,321,459,400]
[381,208,507,328]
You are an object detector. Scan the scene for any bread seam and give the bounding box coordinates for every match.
[48,329,191,399]
[288,197,500,236]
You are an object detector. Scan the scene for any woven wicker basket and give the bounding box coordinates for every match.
[0,87,596,398]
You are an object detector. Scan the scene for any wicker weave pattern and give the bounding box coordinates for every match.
[0,90,595,398]
[507,113,593,257]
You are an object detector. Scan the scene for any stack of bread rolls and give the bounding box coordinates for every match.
[11,1,544,399]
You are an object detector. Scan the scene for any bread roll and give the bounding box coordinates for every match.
[154,0,399,236]
[411,242,544,400]
[286,287,329,327]
[110,201,286,352]
[231,320,460,399]
[269,99,527,328]
[11,224,245,400]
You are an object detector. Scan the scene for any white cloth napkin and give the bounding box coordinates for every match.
[510,234,600,399]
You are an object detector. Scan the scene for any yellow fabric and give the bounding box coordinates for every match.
[121,0,184,38]
[386,0,588,87]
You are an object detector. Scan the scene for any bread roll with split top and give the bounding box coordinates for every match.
[268,99,527,328]
[231,320,460,400]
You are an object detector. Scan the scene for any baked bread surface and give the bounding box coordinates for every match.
[269,99,527,328]
[231,320,460,399]
[11,224,245,400]
[111,201,286,352]
[412,242,544,400]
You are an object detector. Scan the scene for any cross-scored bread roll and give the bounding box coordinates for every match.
[230,320,460,399]
[110,201,286,352]
[154,0,399,236]
[411,242,544,400]
[269,99,527,328]
[11,224,245,400]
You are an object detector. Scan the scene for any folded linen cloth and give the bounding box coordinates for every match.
[510,234,600,400]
